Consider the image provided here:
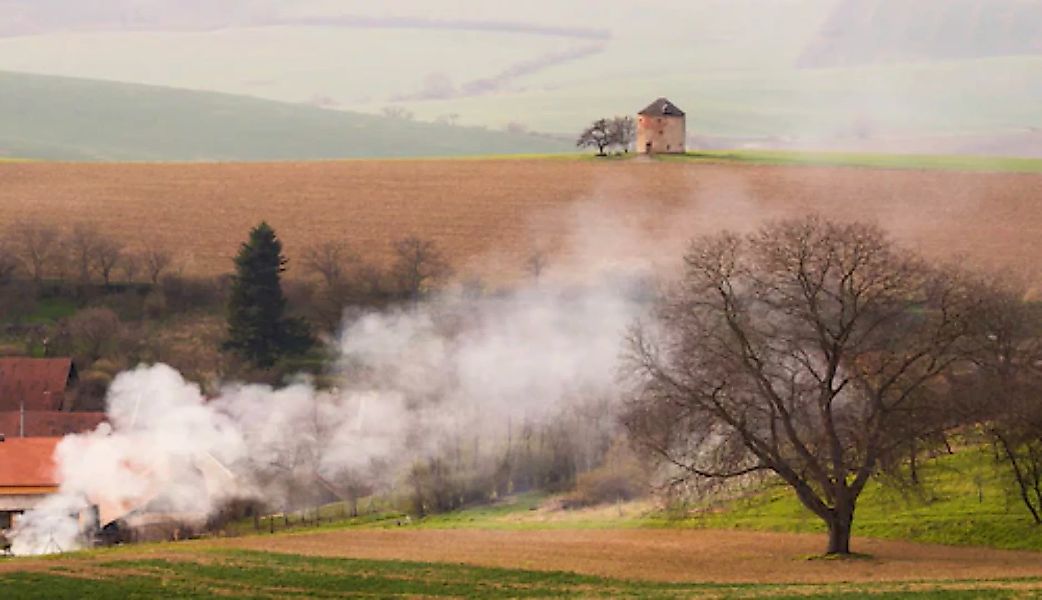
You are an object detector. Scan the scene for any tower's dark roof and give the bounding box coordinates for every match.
[638,98,685,117]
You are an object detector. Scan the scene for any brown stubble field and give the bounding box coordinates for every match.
[2,159,1041,286]
[215,528,1042,584]
[5,528,1041,587]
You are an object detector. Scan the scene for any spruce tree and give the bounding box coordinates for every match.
[225,222,311,368]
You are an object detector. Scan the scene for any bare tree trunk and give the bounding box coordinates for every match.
[826,508,854,555]
[997,434,1042,524]
[909,438,920,485]
[791,481,856,555]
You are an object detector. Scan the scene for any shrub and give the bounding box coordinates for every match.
[74,369,113,412]
[68,307,121,363]
[160,274,226,314]
[143,290,168,320]
[561,441,648,509]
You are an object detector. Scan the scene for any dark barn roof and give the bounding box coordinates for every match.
[0,411,105,439]
[638,97,686,117]
[0,358,76,412]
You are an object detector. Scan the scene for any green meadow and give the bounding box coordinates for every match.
[1,549,1037,599]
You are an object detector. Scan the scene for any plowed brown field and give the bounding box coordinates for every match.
[214,528,1042,584]
[2,159,1041,283]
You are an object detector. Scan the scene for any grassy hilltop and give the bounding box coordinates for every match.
[0,71,571,161]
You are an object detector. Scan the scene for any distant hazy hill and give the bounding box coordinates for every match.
[0,71,570,161]
[800,0,1042,67]
[0,0,276,35]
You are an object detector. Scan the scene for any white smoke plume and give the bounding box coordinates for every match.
[10,272,647,556]
[9,188,725,556]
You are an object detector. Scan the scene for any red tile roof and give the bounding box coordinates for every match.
[0,412,105,438]
[0,358,74,412]
[0,437,60,488]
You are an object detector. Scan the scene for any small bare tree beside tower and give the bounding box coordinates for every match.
[577,117,637,156]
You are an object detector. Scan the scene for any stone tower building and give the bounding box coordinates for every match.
[637,98,686,154]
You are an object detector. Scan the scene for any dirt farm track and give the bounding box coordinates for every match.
[2,159,1041,283]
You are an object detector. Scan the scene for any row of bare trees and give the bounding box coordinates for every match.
[296,235,453,330]
[624,216,1042,555]
[3,221,174,287]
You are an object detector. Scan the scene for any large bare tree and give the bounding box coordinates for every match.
[391,236,452,302]
[68,307,122,363]
[0,241,19,285]
[143,244,174,285]
[93,236,125,288]
[301,241,363,331]
[10,220,60,284]
[959,276,1042,523]
[68,223,102,285]
[303,241,356,290]
[624,216,980,555]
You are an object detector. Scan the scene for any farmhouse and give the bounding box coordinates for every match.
[0,436,61,530]
[0,357,76,412]
[637,98,686,154]
[0,357,104,438]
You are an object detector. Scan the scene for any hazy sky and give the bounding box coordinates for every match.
[0,0,816,40]
[1,0,1039,150]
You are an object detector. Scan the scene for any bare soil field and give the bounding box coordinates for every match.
[215,528,1042,585]
[2,159,1041,285]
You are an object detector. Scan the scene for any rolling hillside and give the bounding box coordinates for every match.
[800,0,1042,68]
[1,1,1038,157]
[0,71,571,161]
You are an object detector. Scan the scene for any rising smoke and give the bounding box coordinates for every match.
[9,185,740,556]
[10,262,649,556]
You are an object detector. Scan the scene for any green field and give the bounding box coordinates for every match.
[0,548,1036,599]
[454,449,1042,553]
[677,446,1042,553]
[0,71,571,161]
[250,445,1042,553]
[413,149,1042,173]
[22,297,78,325]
